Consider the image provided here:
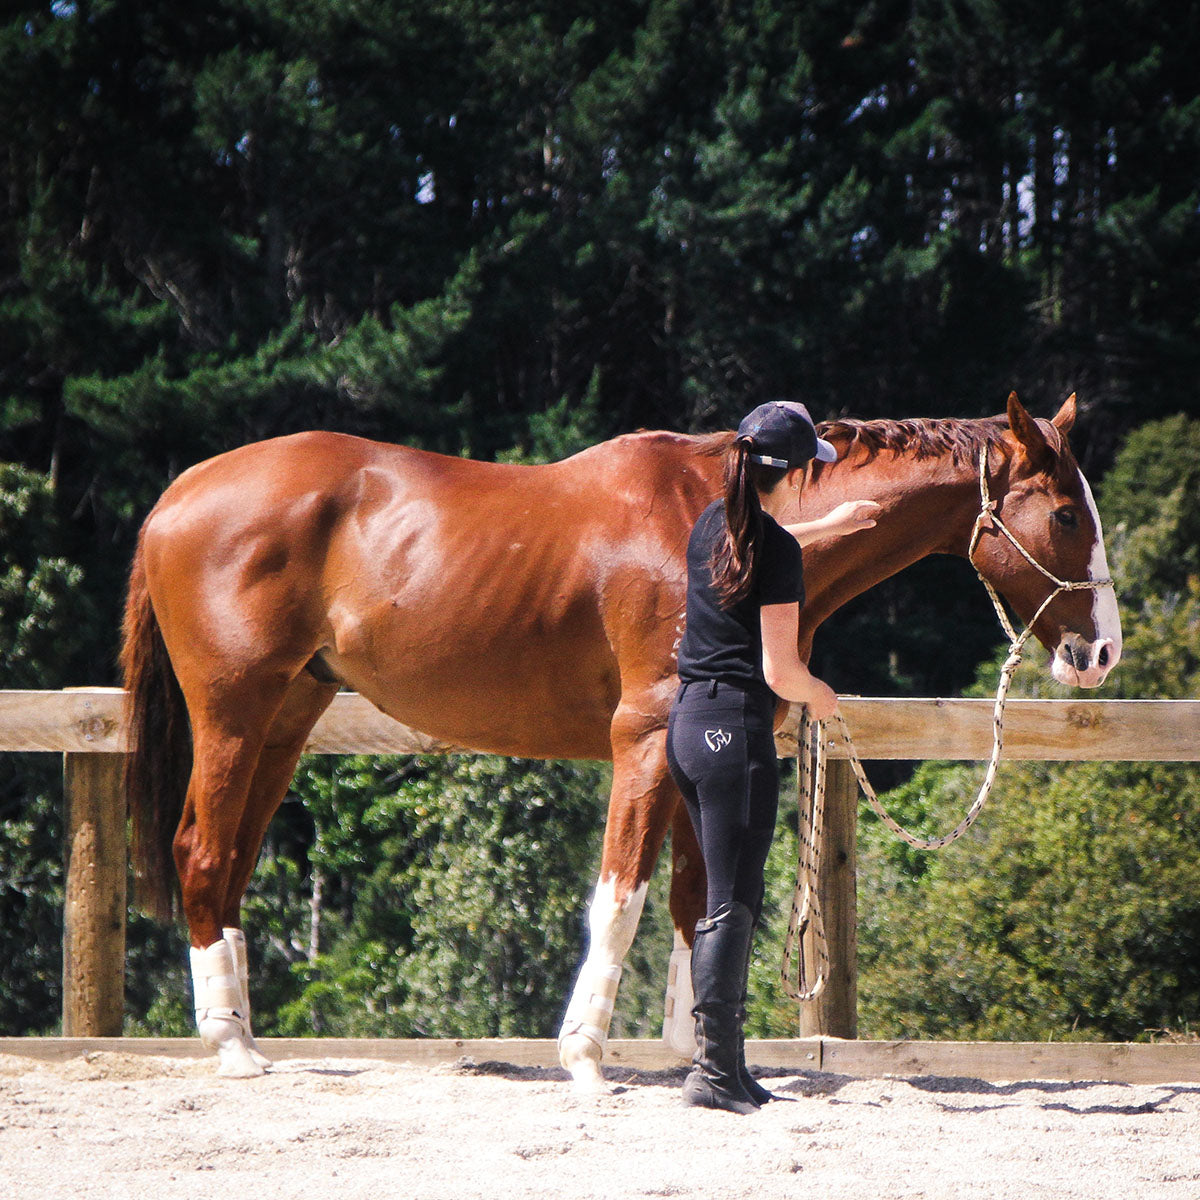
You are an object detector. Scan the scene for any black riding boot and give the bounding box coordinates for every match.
[737,938,774,1106]
[682,901,759,1115]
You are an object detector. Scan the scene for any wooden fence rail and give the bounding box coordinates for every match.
[2,689,1198,1039]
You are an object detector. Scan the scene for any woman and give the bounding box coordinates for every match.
[666,400,878,1114]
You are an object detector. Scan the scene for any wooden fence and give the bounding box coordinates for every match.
[2,688,1198,1042]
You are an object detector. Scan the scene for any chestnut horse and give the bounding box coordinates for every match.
[122,393,1120,1086]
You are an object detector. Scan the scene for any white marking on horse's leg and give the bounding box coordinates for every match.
[558,877,648,1094]
[189,939,264,1078]
[222,927,272,1070]
[661,930,697,1059]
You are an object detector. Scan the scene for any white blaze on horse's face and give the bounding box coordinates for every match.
[998,392,1123,691]
[1049,468,1122,688]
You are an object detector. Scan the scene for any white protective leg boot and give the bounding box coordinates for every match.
[223,927,272,1071]
[557,878,649,1094]
[189,939,264,1078]
[558,962,622,1094]
[662,934,698,1059]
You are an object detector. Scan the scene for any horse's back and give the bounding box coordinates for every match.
[138,428,721,758]
[151,427,712,521]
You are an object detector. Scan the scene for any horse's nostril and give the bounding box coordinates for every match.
[1063,641,1090,670]
[1098,645,1110,668]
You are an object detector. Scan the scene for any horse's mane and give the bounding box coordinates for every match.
[816,415,1010,468]
[688,415,1010,467]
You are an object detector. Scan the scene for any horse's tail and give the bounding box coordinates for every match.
[120,529,191,922]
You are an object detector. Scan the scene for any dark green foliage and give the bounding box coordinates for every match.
[234,754,615,1039]
[1098,415,1200,609]
[859,752,1200,1042]
[0,464,87,1032]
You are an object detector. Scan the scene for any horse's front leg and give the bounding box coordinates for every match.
[558,709,678,1094]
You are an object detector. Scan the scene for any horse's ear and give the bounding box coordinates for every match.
[1051,393,1077,436]
[1006,391,1053,472]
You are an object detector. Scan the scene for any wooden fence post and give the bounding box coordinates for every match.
[62,752,126,1036]
[799,756,858,1038]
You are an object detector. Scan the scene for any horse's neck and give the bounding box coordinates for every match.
[797,446,989,648]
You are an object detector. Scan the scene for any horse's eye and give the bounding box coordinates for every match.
[1052,506,1078,529]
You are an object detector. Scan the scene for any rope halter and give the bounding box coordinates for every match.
[966,446,1112,657]
[782,445,1115,1002]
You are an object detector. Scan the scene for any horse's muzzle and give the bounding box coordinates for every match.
[1051,631,1119,688]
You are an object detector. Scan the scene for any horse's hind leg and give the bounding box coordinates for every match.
[175,716,269,1078]
[558,707,678,1093]
[223,673,338,1069]
[178,673,336,1077]
[662,803,706,1057]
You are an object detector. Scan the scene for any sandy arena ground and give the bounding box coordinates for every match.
[3,1050,1200,1199]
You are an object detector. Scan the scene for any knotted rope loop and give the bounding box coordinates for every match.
[781,714,827,1001]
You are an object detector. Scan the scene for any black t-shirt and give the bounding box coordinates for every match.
[676,499,805,692]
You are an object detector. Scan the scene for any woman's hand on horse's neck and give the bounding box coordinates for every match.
[783,499,881,548]
[759,466,880,548]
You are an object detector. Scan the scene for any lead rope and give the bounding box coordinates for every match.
[783,447,1113,998]
[781,714,827,1001]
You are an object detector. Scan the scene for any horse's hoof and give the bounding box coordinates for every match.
[200,1017,267,1078]
[246,1038,273,1071]
[216,1049,266,1079]
[569,1067,611,1097]
[559,1032,609,1095]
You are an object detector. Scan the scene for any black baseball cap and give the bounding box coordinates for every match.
[736,401,838,468]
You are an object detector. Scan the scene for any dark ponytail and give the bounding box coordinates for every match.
[710,437,787,608]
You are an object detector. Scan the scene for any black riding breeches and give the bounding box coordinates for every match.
[666,680,779,921]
